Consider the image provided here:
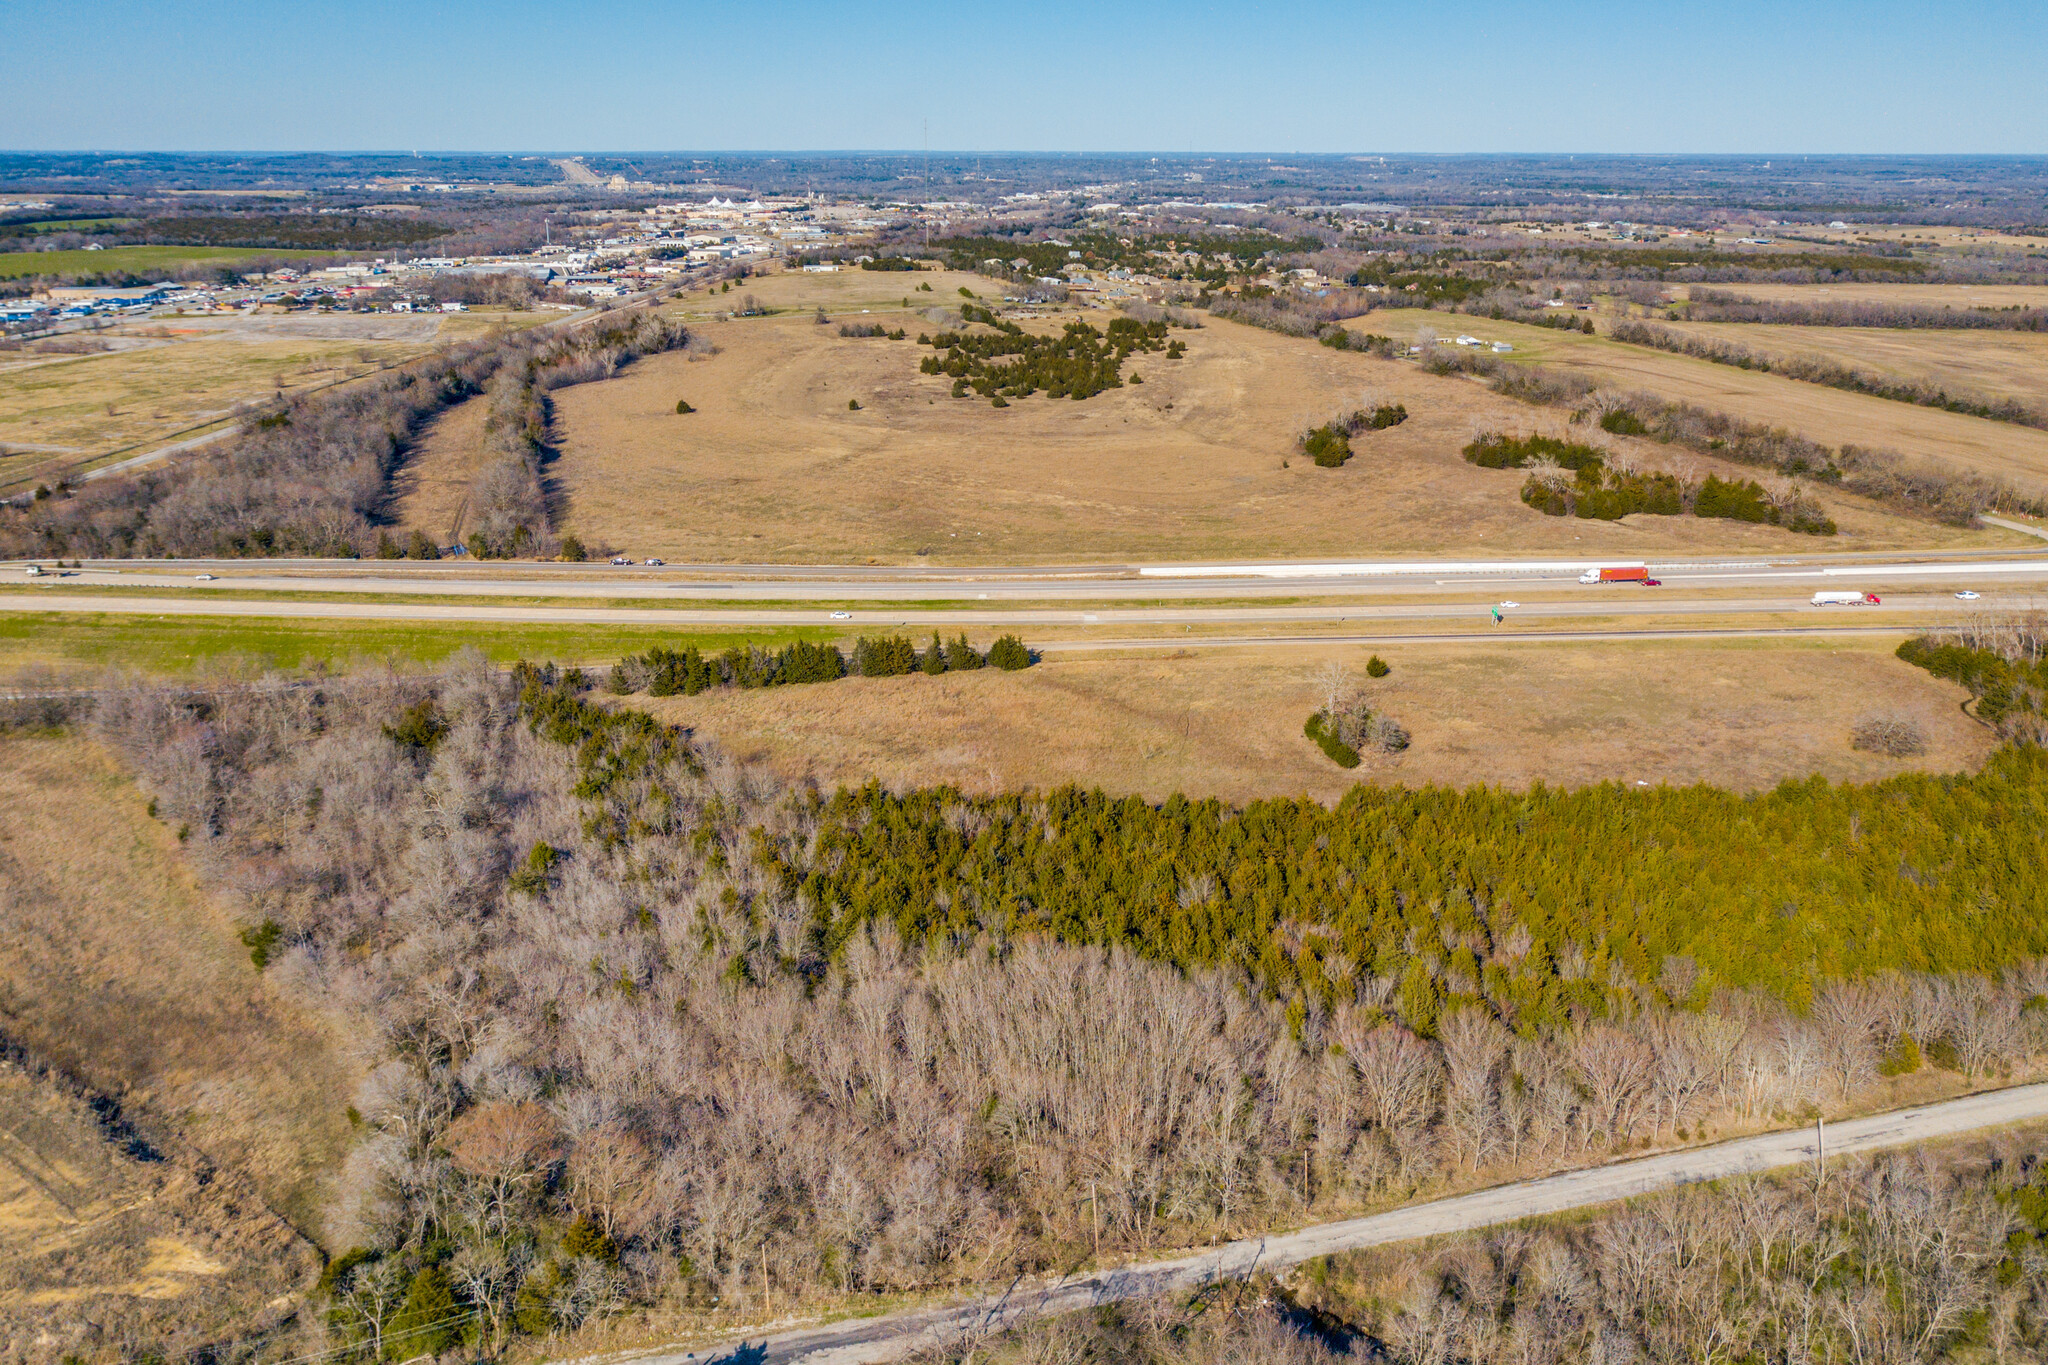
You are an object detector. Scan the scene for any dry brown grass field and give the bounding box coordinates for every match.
[1652,319,2048,409]
[670,264,1001,318]
[629,637,1992,805]
[1374,312,2048,492]
[0,736,354,1241]
[531,299,1983,564]
[386,385,494,541]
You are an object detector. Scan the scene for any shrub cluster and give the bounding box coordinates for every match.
[1461,432,1605,472]
[1304,710,1361,766]
[1465,433,1837,534]
[1299,404,1409,467]
[1307,699,1410,767]
[838,322,903,339]
[1851,712,1928,757]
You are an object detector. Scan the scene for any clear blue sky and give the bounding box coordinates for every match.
[6,0,2041,154]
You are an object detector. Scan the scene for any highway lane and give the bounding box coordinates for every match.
[606,1084,2048,1365]
[10,553,2048,604]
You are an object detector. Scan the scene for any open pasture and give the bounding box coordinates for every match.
[536,304,1971,565]
[632,636,1993,804]
[1649,319,2048,410]
[669,264,1008,319]
[1373,312,2048,493]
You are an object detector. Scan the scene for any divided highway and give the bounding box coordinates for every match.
[5,552,2042,648]
[19,551,2048,602]
[608,1084,2048,1365]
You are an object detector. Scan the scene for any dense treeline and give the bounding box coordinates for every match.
[919,314,1169,402]
[61,654,2048,1352]
[1552,245,1932,281]
[132,213,454,251]
[1683,287,2048,331]
[1611,317,2048,430]
[1464,432,1836,533]
[0,308,685,560]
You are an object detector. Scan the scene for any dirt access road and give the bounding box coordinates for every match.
[608,1084,2048,1365]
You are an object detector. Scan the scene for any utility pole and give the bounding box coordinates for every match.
[1815,1116,1826,1185]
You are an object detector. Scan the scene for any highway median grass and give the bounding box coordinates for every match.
[0,611,841,677]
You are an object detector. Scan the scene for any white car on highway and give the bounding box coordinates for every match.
[195,573,217,581]
[1955,590,1981,600]
[829,610,852,620]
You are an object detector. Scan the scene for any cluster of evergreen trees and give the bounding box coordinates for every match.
[854,632,1030,675]
[1465,433,1837,534]
[918,314,1171,402]
[1300,405,1409,468]
[609,639,851,696]
[606,633,1032,697]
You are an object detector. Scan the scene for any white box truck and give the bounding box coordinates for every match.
[1811,591,1881,606]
